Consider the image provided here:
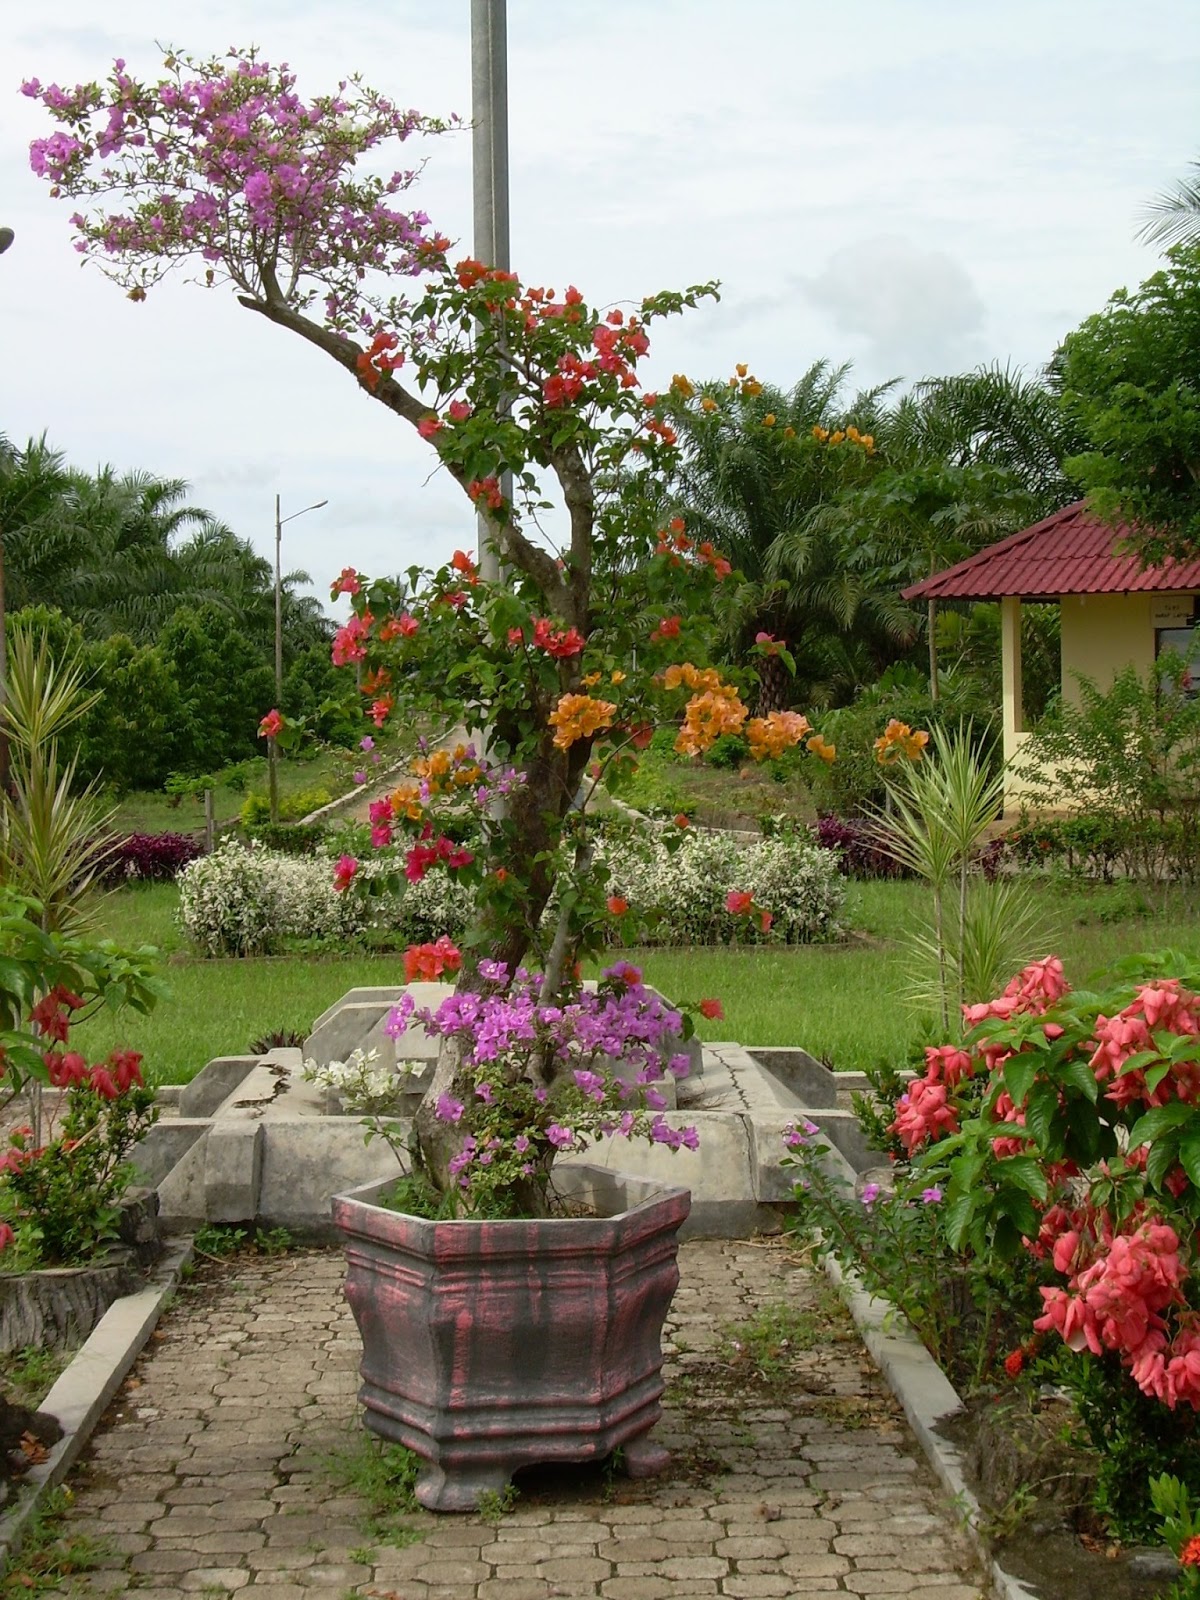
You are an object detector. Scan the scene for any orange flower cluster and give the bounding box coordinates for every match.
[746,711,811,761]
[548,694,617,750]
[874,719,929,765]
[661,662,722,693]
[414,743,484,792]
[677,687,748,757]
[806,733,837,764]
[387,781,425,822]
[728,362,763,397]
[811,423,875,453]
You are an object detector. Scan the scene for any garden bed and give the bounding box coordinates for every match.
[937,1394,1177,1600]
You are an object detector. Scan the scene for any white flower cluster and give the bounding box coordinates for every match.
[177,839,400,955]
[301,1047,419,1115]
[603,828,846,945]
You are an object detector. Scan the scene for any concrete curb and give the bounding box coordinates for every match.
[823,1251,1040,1600]
[0,1236,194,1573]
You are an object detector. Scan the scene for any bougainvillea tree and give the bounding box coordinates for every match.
[27,48,827,1204]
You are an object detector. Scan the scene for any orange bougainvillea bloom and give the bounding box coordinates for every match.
[806,733,837,764]
[606,896,629,916]
[746,711,811,762]
[874,719,930,766]
[548,694,617,750]
[676,685,748,757]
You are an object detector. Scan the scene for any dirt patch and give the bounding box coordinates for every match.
[938,1393,1179,1600]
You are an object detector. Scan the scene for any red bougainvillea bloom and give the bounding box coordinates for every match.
[0,1223,13,1252]
[111,1049,145,1092]
[258,708,284,739]
[606,896,629,916]
[650,615,681,643]
[467,475,503,510]
[89,1065,119,1099]
[1003,1349,1025,1378]
[531,617,586,658]
[404,936,463,982]
[674,813,690,828]
[331,566,361,597]
[333,854,359,892]
[450,549,477,576]
[699,998,724,1021]
[725,890,753,916]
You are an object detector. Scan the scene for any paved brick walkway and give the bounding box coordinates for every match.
[35,1241,985,1599]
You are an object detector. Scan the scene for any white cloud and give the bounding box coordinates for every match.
[2,0,1200,596]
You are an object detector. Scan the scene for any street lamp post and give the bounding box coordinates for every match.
[471,0,510,584]
[270,494,327,824]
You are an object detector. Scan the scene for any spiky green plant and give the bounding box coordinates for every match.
[876,723,1042,1031]
[0,628,114,935]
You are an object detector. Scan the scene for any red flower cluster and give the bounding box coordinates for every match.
[404,936,463,983]
[356,328,403,390]
[30,985,84,1044]
[332,611,372,666]
[258,708,284,740]
[404,832,475,883]
[331,566,361,598]
[531,617,586,658]
[467,476,503,511]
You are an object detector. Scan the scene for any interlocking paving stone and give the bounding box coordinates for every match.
[29,1242,986,1598]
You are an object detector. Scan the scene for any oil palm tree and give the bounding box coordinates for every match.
[665,362,916,710]
[1137,159,1200,251]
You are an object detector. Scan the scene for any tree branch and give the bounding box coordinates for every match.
[237,293,570,607]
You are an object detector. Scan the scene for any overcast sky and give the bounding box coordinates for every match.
[3,1,1199,607]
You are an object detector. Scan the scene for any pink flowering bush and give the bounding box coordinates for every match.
[793,948,1200,1537]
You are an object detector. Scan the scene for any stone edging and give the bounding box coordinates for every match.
[823,1251,1040,1600]
[0,1236,194,1573]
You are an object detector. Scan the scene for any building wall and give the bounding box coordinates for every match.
[1002,589,1199,816]
[1059,593,1157,702]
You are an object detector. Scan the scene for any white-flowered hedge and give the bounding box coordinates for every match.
[177,829,844,956]
[602,829,845,945]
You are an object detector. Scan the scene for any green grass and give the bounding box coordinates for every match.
[108,737,404,837]
[74,875,1200,1084]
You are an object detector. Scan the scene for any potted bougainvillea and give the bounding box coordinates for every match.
[28,47,826,1507]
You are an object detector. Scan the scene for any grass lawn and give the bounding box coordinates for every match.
[108,735,406,837]
[73,875,1200,1087]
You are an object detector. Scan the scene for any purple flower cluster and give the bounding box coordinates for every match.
[384,963,700,1202]
[23,49,452,319]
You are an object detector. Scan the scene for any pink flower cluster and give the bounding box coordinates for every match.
[1089,979,1200,1110]
[24,49,449,318]
[1035,1216,1200,1408]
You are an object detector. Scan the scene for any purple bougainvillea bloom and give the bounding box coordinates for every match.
[435,1093,464,1123]
[860,1182,881,1207]
[546,1124,574,1149]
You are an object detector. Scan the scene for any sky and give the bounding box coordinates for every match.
[2,0,1199,609]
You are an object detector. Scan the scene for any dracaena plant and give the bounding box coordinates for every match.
[28,46,826,1209]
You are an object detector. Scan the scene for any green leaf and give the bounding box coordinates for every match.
[1003,1055,1036,1110]
[1057,1057,1099,1103]
[1130,1102,1198,1146]
[942,1191,975,1252]
[995,1156,1048,1203]
[1179,1134,1200,1190]
[1024,1081,1061,1153]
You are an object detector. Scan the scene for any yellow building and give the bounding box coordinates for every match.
[903,502,1200,816]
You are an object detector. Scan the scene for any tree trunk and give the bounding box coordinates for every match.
[755,650,790,716]
[412,727,591,1201]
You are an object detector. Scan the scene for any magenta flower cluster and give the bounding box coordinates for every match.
[23,48,452,316]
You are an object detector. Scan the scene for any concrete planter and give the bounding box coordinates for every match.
[332,1163,690,1511]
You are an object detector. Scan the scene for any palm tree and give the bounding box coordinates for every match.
[1137,160,1200,250]
[803,366,1079,698]
[665,363,916,710]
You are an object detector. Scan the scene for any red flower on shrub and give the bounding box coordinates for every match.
[404,937,462,983]
[258,708,284,739]
[699,998,724,1020]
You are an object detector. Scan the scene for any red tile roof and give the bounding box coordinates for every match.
[901,501,1200,602]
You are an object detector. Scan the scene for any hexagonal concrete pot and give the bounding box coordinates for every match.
[332,1163,690,1511]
